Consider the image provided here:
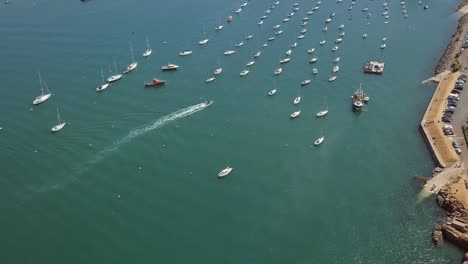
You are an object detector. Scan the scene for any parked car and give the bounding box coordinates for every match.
[451,89,461,94]
[455,85,464,91]
[453,141,460,148]
[444,130,454,135]
[442,117,453,123]
[455,148,462,155]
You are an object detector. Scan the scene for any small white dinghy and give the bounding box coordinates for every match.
[214,68,223,75]
[205,77,216,83]
[333,65,340,73]
[254,51,261,58]
[218,167,233,177]
[268,89,277,96]
[274,67,282,75]
[293,96,301,105]
[51,107,66,132]
[301,79,311,86]
[307,48,315,54]
[316,109,328,117]
[247,61,255,66]
[314,136,324,146]
[240,70,249,76]
[329,76,337,82]
[290,110,301,118]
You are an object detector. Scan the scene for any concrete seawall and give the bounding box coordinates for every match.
[420,71,461,168]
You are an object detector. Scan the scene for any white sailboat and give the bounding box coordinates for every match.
[314,129,324,146]
[143,36,152,57]
[199,25,209,45]
[96,67,109,92]
[107,61,123,83]
[124,44,138,73]
[51,107,66,132]
[214,59,222,75]
[316,97,328,117]
[33,72,51,105]
[218,166,233,177]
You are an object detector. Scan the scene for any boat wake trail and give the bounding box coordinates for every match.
[86,102,209,167]
[8,102,210,207]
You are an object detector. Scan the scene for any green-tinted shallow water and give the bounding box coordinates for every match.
[0,0,464,263]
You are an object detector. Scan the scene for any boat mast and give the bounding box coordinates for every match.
[146,36,150,50]
[114,61,118,74]
[101,67,105,83]
[38,72,44,96]
[130,44,135,62]
[56,107,61,124]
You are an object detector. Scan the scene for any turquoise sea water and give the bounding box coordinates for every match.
[0,0,464,263]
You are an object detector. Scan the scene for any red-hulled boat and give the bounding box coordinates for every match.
[144,78,166,87]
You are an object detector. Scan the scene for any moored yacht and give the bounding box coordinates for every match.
[161,63,179,71]
[33,72,51,105]
[309,57,318,63]
[179,50,193,56]
[107,61,123,83]
[290,110,301,118]
[328,76,337,82]
[218,167,233,177]
[214,68,223,75]
[268,89,277,96]
[301,79,311,86]
[293,96,301,105]
[333,65,340,73]
[274,67,282,75]
[280,57,290,64]
[307,48,315,54]
[50,107,66,132]
[240,69,249,76]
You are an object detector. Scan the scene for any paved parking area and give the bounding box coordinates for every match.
[448,74,468,173]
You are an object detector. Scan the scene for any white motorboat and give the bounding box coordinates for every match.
[320,40,326,45]
[33,72,52,105]
[332,46,339,51]
[293,96,301,105]
[262,43,268,47]
[286,49,292,56]
[307,11,314,15]
[309,57,318,63]
[326,18,332,23]
[51,107,66,132]
[268,36,276,41]
[323,27,328,32]
[301,21,308,26]
[339,24,345,29]
[179,50,193,56]
[214,68,223,75]
[283,18,290,22]
[235,8,242,14]
[260,15,268,19]
[224,50,236,55]
[314,136,324,146]
[291,42,297,48]
[301,79,311,86]
[161,63,179,71]
[215,25,224,30]
[268,89,277,96]
[314,6,319,10]
[382,37,387,42]
[273,24,280,29]
[288,12,295,17]
[333,65,339,73]
[294,7,300,11]
[96,67,109,92]
[316,109,328,117]
[123,44,138,73]
[300,28,307,34]
[290,110,301,118]
[275,30,283,35]
[335,38,343,44]
[380,43,386,49]
[218,167,233,177]
[240,70,249,76]
[266,9,271,14]
[312,68,318,75]
[205,77,216,83]
[328,76,337,82]
[254,51,261,58]
[241,2,247,7]
[246,61,255,66]
[280,57,290,64]
[293,3,299,7]
[143,36,152,57]
[274,1,279,5]
[245,35,254,40]
[107,61,123,82]
[334,57,341,63]
[362,33,368,38]
[302,17,309,21]
[274,67,282,75]
[258,20,264,25]
[297,35,305,39]
[307,48,315,54]
[340,32,345,37]
[235,41,245,47]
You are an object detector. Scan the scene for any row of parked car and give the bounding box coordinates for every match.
[442,73,466,155]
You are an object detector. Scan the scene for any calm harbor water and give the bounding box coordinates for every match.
[0,0,464,263]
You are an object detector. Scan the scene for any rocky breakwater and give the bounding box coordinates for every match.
[432,178,468,262]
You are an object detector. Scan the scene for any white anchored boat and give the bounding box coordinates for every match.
[290,110,301,118]
[33,72,51,105]
[96,67,109,92]
[314,134,324,146]
[123,44,138,73]
[199,25,209,45]
[254,51,261,58]
[268,89,277,96]
[274,67,282,75]
[320,40,326,45]
[329,76,337,82]
[301,79,311,86]
[218,167,233,177]
[107,61,123,83]
[316,97,328,117]
[280,57,290,64]
[312,68,318,75]
[333,65,340,73]
[51,107,66,132]
[240,69,249,76]
[143,36,152,57]
[307,48,315,54]
[293,96,301,105]
[246,61,255,66]
[309,57,318,63]
[179,50,193,56]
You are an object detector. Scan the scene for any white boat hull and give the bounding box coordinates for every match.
[51,122,66,132]
[33,93,51,105]
[96,82,109,92]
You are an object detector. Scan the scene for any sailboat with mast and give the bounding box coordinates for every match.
[214,58,222,75]
[96,67,109,92]
[316,97,328,117]
[313,128,325,146]
[199,25,209,45]
[123,44,138,73]
[33,72,51,105]
[107,61,123,83]
[143,36,152,57]
[51,107,66,132]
